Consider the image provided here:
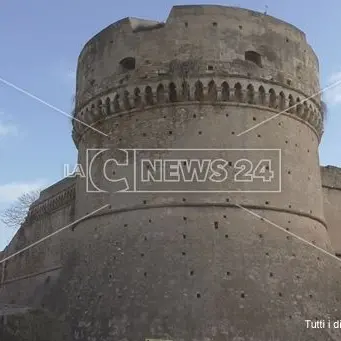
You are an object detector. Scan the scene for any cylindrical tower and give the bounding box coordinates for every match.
[62,5,340,340]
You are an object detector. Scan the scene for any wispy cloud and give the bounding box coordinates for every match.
[324,71,341,106]
[0,111,18,137]
[53,60,76,87]
[66,69,76,82]
[0,180,46,203]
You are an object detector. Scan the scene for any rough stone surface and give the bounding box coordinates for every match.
[321,166,341,254]
[0,5,340,340]
[0,305,71,341]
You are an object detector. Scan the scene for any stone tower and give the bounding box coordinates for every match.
[69,5,340,340]
[2,5,341,341]
[67,5,341,340]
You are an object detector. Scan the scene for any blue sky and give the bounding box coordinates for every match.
[0,0,340,250]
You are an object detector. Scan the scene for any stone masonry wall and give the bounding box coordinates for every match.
[321,166,341,254]
[0,177,75,308]
[0,305,72,341]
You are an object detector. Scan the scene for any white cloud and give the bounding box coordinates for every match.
[324,71,341,106]
[0,180,46,203]
[0,122,17,137]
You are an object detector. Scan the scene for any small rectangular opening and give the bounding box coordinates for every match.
[245,51,262,67]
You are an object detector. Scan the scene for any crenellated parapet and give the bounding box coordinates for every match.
[25,183,75,224]
[72,77,323,145]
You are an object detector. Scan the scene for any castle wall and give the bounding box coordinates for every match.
[321,166,341,254]
[0,177,75,308]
